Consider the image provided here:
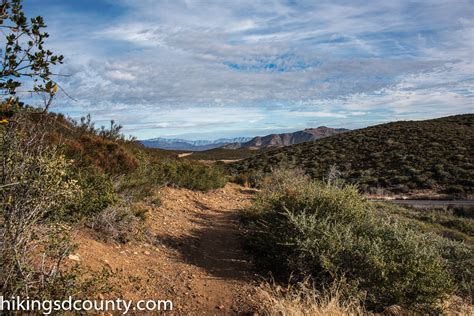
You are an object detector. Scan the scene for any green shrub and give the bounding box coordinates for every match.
[246,169,455,312]
[174,161,227,191]
[116,154,157,201]
[117,157,227,199]
[64,167,117,220]
[431,236,473,299]
[382,204,474,298]
[445,184,465,195]
[232,170,265,188]
[154,159,227,191]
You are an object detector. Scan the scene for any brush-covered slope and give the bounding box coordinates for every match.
[230,114,474,195]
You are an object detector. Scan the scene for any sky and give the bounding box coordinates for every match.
[22,0,474,140]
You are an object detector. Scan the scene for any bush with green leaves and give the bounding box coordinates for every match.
[0,112,82,296]
[384,204,474,244]
[246,169,459,312]
[120,157,227,196]
[61,167,117,220]
[431,236,473,299]
[232,170,265,188]
[155,159,227,191]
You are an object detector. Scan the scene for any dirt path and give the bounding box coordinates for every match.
[73,184,262,314]
[177,152,193,158]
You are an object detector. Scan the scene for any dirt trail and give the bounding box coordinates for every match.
[73,184,262,314]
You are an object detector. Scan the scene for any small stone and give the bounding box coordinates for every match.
[68,254,81,262]
[102,259,112,269]
[133,251,138,255]
[144,251,150,255]
[217,305,224,310]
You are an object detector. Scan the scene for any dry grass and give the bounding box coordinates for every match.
[256,280,474,315]
[256,279,365,316]
[443,296,474,315]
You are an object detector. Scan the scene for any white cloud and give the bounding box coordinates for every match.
[105,70,136,81]
[286,111,348,118]
[26,0,474,138]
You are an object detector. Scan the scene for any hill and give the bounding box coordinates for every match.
[223,126,348,149]
[230,114,474,196]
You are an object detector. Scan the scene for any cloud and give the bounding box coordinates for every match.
[22,0,474,139]
[105,70,136,81]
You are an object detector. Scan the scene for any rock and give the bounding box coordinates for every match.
[68,254,81,262]
[102,259,112,270]
[133,251,138,255]
[217,305,225,310]
[144,251,150,255]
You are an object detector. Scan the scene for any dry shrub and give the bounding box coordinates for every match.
[256,279,364,316]
[91,205,149,244]
[0,112,81,296]
[441,296,474,315]
[65,134,138,175]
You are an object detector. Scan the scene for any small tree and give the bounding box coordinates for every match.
[0,0,63,118]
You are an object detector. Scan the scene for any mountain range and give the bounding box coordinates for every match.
[223,126,348,149]
[141,126,347,151]
[140,137,252,151]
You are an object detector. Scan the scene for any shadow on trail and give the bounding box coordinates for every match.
[154,208,254,281]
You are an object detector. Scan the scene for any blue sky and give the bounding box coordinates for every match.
[23,0,473,140]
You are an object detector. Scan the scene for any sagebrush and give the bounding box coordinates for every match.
[245,169,470,312]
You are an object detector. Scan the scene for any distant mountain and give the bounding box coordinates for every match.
[141,127,347,151]
[140,137,252,151]
[223,126,348,149]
